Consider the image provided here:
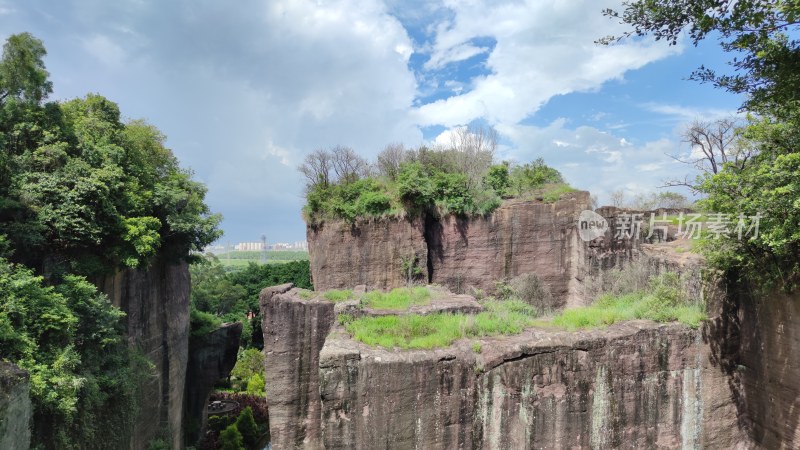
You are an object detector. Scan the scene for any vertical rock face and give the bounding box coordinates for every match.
[260,284,335,449]
[260,286,748,450]
[307,217,428,292]
[96,258,190,450]
[726,287,800,448]
[428,193,588,306]
[185,322,243,445]
[0,362,31,450]
[307,193,590,307]
[318,322,744,450]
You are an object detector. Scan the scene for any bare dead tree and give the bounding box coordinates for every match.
[298,148,332,191]
[330,145,369,184]
[447,125,498,190]
[376,143,407,180]
[610,190,625,207]
[662,117,755,191]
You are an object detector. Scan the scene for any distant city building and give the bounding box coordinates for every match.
[270,241,309,251]
[235,242,265,251]
[204,240,308,253]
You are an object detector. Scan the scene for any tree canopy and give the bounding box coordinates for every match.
[299,138,571,224]
[603,1,800,288]
[0,32,222,448]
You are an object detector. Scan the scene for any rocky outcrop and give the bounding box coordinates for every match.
[318,321,745,449]
[95,257,191,450]
[185,322,243,445]
[719,285,800,448]
[308,193,590,308]
[428,194,588,307]
[307,218,428,292]
[260,284,335,449]
[260,284,749,449]
[0,362,31,450]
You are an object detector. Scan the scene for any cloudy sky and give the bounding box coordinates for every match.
[1,0,741,243]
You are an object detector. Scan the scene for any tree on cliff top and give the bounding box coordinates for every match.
[299,127,570,224]
[0,33,221,276]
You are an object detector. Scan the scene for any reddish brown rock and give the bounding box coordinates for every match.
[260,283,752,450]
[726,287,800,449]
[307,217,428,292]
[318,321,747,450]
[307,193,590,308]
[427,193,588,307]
[260,284,335,449]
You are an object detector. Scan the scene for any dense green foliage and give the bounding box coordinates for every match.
[301,144,569,223]
[235,407,259,450]
[551,273,706,330]
[0,35,221,275]
[229,348,265,392]
[605,1,800,289]
[190,255,312,348]
[0,258,146,449]
[219,424,244,450]
[201,393,269,450]
[601,0,800,115]
[0,32,222,449]
[340,299,538,349]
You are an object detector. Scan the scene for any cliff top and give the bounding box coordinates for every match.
[299,143,577,224]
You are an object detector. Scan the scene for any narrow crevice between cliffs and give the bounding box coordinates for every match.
[422,213,442,284]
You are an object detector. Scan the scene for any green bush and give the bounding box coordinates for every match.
[230,348,265,392]
[551,272,705,330]
[235,406,260,450]
[245,373,265,395]
[189,307,222,338]
[219,424,244,450]
[301,145,568,223]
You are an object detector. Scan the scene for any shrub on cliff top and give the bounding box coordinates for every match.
[551,272,706,330]
[299,137,569,223]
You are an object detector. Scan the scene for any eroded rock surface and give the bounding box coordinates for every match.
[319,321,745,450]
[308,194,590,308]
[0,362,31,450]
[261,284,749,450]
[260,284,334,449]
[95,258,191,450]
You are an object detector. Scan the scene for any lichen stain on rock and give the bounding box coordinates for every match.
[590,366,610,449]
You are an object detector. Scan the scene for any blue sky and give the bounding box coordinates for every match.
[0,0,742,243]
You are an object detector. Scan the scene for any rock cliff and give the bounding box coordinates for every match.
[717,285,800,449]
[319,322,744,450]
[0,362,31,450]
[95,257,191,450]
[185,322,243,445]
[260,285,749,450]
[260,284,335,449]
[308,193,590,307]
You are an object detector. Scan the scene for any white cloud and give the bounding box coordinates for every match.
[82,34,125,67]
[413,0,680,127]
[642,102,740,122]
[498,120,695,206]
